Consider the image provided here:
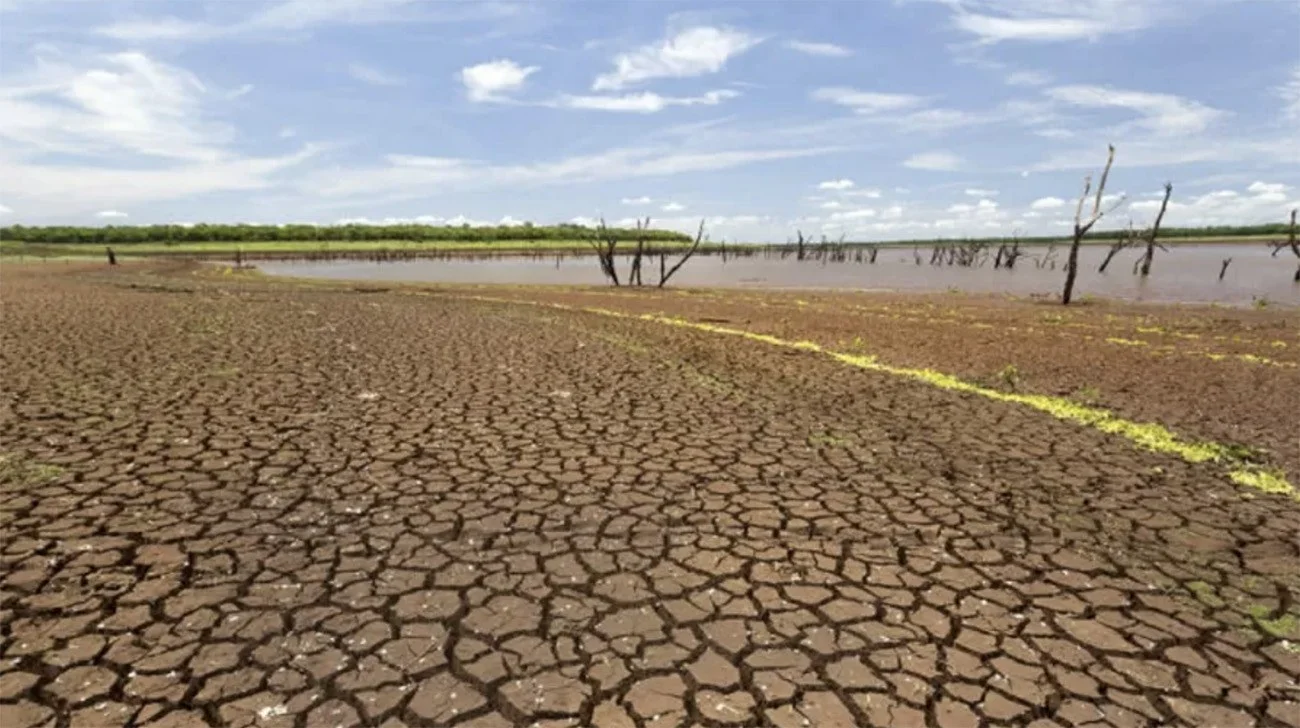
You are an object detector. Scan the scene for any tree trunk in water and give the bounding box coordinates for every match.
[1062,232,1082,305]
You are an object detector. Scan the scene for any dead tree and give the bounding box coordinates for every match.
[867,246,879,264]
[1271,209,1299,282]
[1063,144,1122,305]
[796,230,807,261]
[105,247,116,265]
[590,219,621,286]
[628,217,650,286]
[1136,182,1172,277]
[1219,258,1232,280]
[658,220,706,288]
[1098,221,1136,273]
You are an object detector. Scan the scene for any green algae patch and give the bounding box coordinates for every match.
[1229,469,1294,496]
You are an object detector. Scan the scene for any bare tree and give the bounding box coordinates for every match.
[590,218,621,286]
[1063,145,1123,305]
[1136,182,1172,277]
[628,217,650,286]
[1098,221,1136,273]
[659,220,706,288]
[1219,258,1232,280]
[795,230,808,261]
[1271,209,1299,282]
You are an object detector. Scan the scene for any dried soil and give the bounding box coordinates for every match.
[1,263,1298,727]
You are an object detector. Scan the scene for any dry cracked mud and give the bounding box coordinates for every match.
[1,263,1298,727]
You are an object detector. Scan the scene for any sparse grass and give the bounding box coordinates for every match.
[1041,313,1068,325]
[0,454,65,486]
[1246,605,1300,639]
[1186,581,1225,608]
[1252,296,1270,310]
[808,430,852,448]
[997,364,1020,391]
[208,365,242,378]
[1073,385,1102,405]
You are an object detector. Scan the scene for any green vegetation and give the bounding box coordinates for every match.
[0,222,692,246]
[997,364,1020,391]
[0,454,64,486]
[1246,604,1299,638]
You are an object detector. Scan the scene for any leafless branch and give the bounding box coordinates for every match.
[658,219,706,288]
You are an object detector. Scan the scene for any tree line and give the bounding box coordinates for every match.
[0,223,694,245]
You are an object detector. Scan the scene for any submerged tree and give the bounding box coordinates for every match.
[1136,183,1173,277]
[1062,145,1123,305]
[1271,209,1299,282]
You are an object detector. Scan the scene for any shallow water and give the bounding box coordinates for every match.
[261,243,1299,307]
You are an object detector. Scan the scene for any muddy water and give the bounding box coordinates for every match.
[261,243,1299,306]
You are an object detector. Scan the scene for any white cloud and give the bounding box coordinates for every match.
[1246,181,1289,202]
[95,210,129,219]
[95,0,520,41]
[348,63,404,87]
[811,87,925,114]
[226,84,254,99]
[846,188,883,199]
[303,143,843,204]
[556,89,737,113]
[278,127,297,139]
[661,202,685,212]
[965,188,998,197]
[820,201,843,210]
[0,203,12,216]
[1046,85,1224,135]
[903,151,962,171]
[783,40,853,57]
[1,148,318,216]
[945,0,1159,44]
[621,196,652,205]
[1279,65,1300,121]
[0,50,228,162]
[818,178,855,190]
[1125,182,1298,227]
[1030,196,1066,209]
[1005,70,1051,86]
[593,26,759,91]
[830,208,877,221]
[460,59,538,102]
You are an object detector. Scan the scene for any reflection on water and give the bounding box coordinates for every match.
[261,244,1299,307]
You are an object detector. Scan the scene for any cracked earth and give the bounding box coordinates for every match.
[2,263,1298,727]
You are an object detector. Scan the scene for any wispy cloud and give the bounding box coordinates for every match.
[0,50,228,162]
[817,179,855,190]
[303,143,843,204]
[1005,70,1051,86]
[1030,196,1066,209]
[95,209,129,219]
[783,40,853,57]
[460,59,538,102]
[661,201,685,212]
[811,87,925,114]
[903,151,963,171]
[1279,64,1300,121]
[965,187,998,197]
[556,90,737,113]
[621,196,652,205]
[1045,84,1224,135]
[942,0,1162,44]
[0,48,317,216]
[592,26,759,91]
[348,63,404,87]
[95,0,523,42]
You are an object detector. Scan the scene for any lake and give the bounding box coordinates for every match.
[260,243,1299,307]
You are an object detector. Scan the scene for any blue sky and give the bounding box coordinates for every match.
[1,0,1297,241]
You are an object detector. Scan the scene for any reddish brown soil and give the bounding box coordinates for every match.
[486,285,1300,483]
[1,262,1298,728]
